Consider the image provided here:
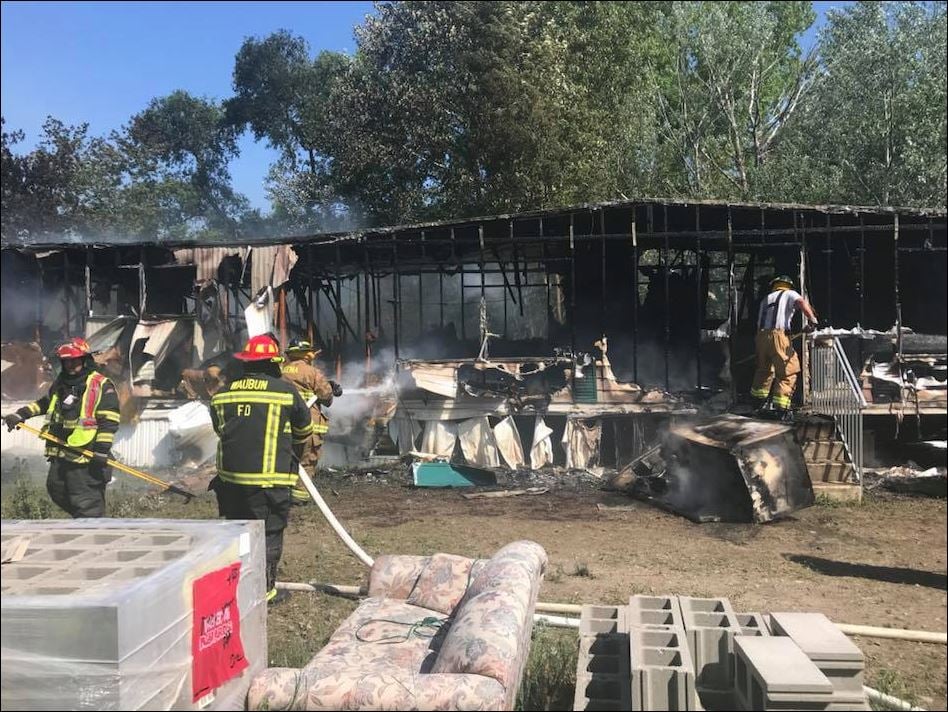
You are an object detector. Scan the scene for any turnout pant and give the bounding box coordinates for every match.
[751,329,801,409]
[213,478,291,591]
[291,432,323,502]
[46,458,109,518]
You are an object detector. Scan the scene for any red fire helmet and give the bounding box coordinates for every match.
[234,334,283,362]
[55,337,92,360]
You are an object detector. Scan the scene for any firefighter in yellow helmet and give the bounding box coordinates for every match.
[750,275,818,418]
[280,339,341,503]
[3,337,121,517]
[208,334,313,605]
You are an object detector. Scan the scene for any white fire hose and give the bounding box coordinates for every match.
[299,394,374,568]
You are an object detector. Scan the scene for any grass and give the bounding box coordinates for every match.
[516,624,578,711]
[2,477,56,519]
[870,668,918,710]
[568,561,594,578]
[814,493,863,509]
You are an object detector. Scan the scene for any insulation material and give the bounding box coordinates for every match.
[167,401,218,465]
[529,416,555,469]
[562,418,602,471]
[243,287,273,338]
[403,363,458,398]
[493,416,525,469]
[457,417,501,468]
[420,420,458,458]
[250,245,298,296]
[390,414,423,456]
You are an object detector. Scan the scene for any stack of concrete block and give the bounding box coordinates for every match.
[769,612,867,709]
[735,612,771,638]
[574,605,631,711]
[679,596,741,691]
[734,636,836,710]
[1,519,267,710]
[628,595,698,711]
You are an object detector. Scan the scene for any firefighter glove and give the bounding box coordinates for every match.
[91,451,111,466]
[4,413,23,432]
[330,380,343,397]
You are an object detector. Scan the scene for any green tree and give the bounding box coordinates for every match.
[652,1,818,199]
[323,1,666,223]
[121,90,247,239]
[0,116,125,241]
[774,1,947,206]
[226,31,350,229]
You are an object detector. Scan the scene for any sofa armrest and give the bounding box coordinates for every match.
[410,673,506,711]
[367,554,430,599]
[247,666,312,710]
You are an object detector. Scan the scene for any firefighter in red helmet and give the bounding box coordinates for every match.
[208,334,313,605]
[3,337,121,517]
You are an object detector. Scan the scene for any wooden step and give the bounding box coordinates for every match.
[795,418,836,440]
[812,481,862,503]
[807,461,855,483]
[802,440,846,461]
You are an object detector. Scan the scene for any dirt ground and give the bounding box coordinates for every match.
[270,479,948,709]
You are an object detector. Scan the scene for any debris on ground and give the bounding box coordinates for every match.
[865,464,947,497]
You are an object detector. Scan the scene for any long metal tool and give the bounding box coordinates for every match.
[15,422,195,501]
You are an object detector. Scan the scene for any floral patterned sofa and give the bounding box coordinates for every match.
[247,540,548,711]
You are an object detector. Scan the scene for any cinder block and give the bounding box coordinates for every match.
[736,612,771,637]
[679,597,741,690]
[574,672,630,712]
[769,612,865,697]
[628,594,685,629]
[630,628,696,711]
[734,636,834,711]
[574,609,632,711]
[1,519,268,711]
[579,604,627,635]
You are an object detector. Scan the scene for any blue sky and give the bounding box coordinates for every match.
[2,1,848,213]
[1,1,375,212]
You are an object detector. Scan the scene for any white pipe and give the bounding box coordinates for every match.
[297,468,374,567]
[276,581,364,596]
[864,685,926,711]
[537,601,583,615]
[837,623,946,645]
[533,613,579,629]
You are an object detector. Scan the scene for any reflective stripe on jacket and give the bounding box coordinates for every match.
[210,375,313,487]
[21,370,121,464]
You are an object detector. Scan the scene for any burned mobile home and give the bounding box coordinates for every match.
[2,197,946,504]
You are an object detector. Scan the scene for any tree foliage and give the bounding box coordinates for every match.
[1,0,945,243]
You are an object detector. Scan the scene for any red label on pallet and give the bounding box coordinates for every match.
[192,562,248,702]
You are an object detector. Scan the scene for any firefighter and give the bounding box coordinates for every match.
[3,337,121,517]
[208,334,313,606]
[280,339,342,504]
[751,275,818,418]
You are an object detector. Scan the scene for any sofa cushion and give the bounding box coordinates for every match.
[430,588,529,688]
[367,554,430,599]
[406,553,474,615]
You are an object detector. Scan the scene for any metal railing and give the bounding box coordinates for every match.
[810,336,867,485]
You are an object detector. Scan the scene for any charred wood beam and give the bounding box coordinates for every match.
[489,245,519,306]
[319,281,359,343]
